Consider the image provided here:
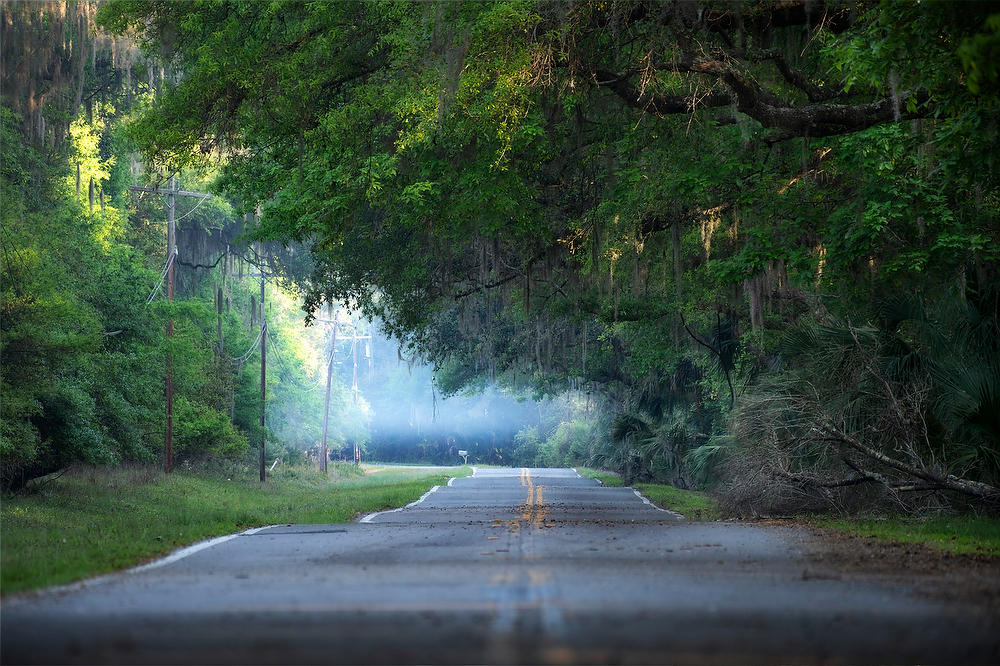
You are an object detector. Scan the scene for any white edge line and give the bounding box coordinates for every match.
[359,485,440,523]
[362,467,470,522]
[130,527,264,573]
[572,467,604,485]
[4,525,279,603]
[632,488,685,519]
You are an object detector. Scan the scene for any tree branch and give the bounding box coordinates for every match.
[704,1,853,35]
[592,64,930,139]
[680,312,735,409]
[756,49,839,103]
[592,69,733,115]
[812,425,1000,500]
[451,271,518,300]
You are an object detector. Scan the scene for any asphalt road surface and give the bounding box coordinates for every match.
[2,467,997,664]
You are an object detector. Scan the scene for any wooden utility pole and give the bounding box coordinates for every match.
[216,285,223,353]
[259,259,267,483]
[348,325,371,404]
[352,334,358,403]
[129,179,211,473]
[166,176,175,473]
[313,314,370,470]
[320,308,338,474]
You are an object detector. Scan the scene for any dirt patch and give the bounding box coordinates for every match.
[796,524,1000,617]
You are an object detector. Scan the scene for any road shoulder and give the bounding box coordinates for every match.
[792,522,1000,618]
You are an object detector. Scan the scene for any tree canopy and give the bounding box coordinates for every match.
[7,0,999,509]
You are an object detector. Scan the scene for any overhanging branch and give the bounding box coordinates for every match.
[592,62,930,139]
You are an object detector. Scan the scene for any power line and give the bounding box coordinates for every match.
[144,249,176,305]
[172,194,211,223]
[232,324,265,364]
[177,251,226,270]
[266,335,321,393]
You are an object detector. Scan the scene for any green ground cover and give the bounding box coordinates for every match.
[575,467,624,487]
[576,468,998,553]
[816,516,1000,557]
[1,464,470,595]
[633,484,722,521]
[576,468,721,520]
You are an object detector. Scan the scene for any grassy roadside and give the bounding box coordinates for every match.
[1,464,471,595]
[814,516,1000,557]
[575,467,721,520]
[633,484,722,521]
[574,467,1000,555]
[575,467,624,488]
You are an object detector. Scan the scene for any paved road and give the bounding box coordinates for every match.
[2,467,997,664]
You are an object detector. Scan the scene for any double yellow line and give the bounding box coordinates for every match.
[520,468,547,526]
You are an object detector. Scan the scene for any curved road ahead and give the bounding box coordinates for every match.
[3,467,997,664]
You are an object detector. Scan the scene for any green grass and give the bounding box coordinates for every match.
[363,461,466,467]
[575,467,625,487]
[816,515,1000,557]
[634,484,722,520]
[576,468,720,520]
[1,464,471,595]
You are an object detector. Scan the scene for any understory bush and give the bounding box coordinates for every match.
[721,294,1000,517]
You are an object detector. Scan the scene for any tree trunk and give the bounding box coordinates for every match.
[672,219,683,343]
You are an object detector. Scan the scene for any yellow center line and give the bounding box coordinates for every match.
[521,483,534,520]
[533,485,547,526]
[521,469,535,520]
[509,468,554,531]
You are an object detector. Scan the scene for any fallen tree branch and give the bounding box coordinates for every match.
[810,424,1000,500]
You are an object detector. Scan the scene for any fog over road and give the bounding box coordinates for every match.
[3,467,996,664]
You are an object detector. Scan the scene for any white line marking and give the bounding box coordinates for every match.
[632,489,685,518]
[129,525,277,573]
[3,525,279,602]
[240,525,275,535]
[358,485,441,523]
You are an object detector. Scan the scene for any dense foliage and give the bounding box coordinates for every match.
[7,1,1000,513]
[1,2,362,490]
[97,0,1000,512]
